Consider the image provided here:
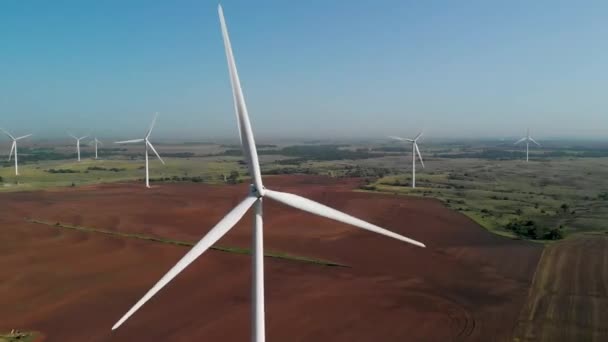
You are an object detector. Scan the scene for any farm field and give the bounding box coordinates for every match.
[359,156,608,240]
[513,233,608,341]
[0,176,542,341]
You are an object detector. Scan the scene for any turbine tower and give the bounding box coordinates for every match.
[68,134,89,162]
[92,138,102,159]
[115,113,164,188]
[515,129,540,162]
[1,128,32,176]
[111,6,426,341]
[389,132,425,188]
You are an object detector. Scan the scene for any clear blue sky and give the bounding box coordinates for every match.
[1,0,607,141]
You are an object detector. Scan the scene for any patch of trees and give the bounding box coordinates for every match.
[435,149,522,160]
[161,152,196,158]
[371,146,409,152]
[263,167,314,175]
[435,147,608,160]
[221,145,379,161]
[45,168,80,173]
[505,219,564,240]
[221,144,277,149]
[225,170,242,184]
[342,166,387,178]
[86,166,126,172]
[148,176,206,183]
[0,147,129,165]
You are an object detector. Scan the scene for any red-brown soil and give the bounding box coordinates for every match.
[0,176,542,341]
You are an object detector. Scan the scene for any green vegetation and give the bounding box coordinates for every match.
[363,157,608,241]
[45,168,80,173]
[86,166,126,172]
[505,220,564,240]
[222,144,379,162]
[0,157,245,191]
[27,218,348,268]
[0,330,38,342]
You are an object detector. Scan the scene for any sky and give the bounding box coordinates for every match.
[1,0,607,141]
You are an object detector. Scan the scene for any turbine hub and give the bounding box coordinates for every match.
[250,184,264,198]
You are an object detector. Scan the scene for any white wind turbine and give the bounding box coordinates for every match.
[389,132,425,188]
[111,5,426,341]
[515,129,540,162]
[92,137,102,159]
[115,113,164,188]
[68,134,89,162]
[1,128,32,176]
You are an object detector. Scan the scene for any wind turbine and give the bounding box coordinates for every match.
[115,113,165,188]
[92,137,102,159]
[1,128,32,176]
[68,134,89,162]
[111,5,426,341]
[515,129,540,162]
[389,132,425,188]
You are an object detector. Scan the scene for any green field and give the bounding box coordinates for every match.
[0,155,246,191]
[362,157,608,241]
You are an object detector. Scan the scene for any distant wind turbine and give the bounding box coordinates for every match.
[1,128,32,176]
[111,5,426,341]
[92,138,102,159]
[515,129,540,162]
[115,113,164,188]
[68,134,89,162]
[390,132,425,188]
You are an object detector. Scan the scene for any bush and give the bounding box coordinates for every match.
[46,169,80,174]
[505,219,563,240]
[226,171,241,184]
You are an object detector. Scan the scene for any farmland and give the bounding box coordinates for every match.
[0,139,606,340]
[0,176,541,341]
[513,233,608,341]
[3,140,608,242]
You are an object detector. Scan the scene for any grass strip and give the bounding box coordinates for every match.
[25,218,349,268]
[0,331,38,342]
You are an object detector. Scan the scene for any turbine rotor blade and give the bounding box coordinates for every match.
[219,5,264,193]
[514,137,526,145]
[415,143,424,168]
[388,136,406,141]
[79,135,89,141]
[146,113,159,139]
[112,195,258,331]
[264,189,425,248]
[8,141,15,161]
[147,141,165,165]
[16,134,32,140]
[529,137,540,147]
[115,138,145,144]
[0,128,15,140]
[414,131,423,141]
[68,133,78,140]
